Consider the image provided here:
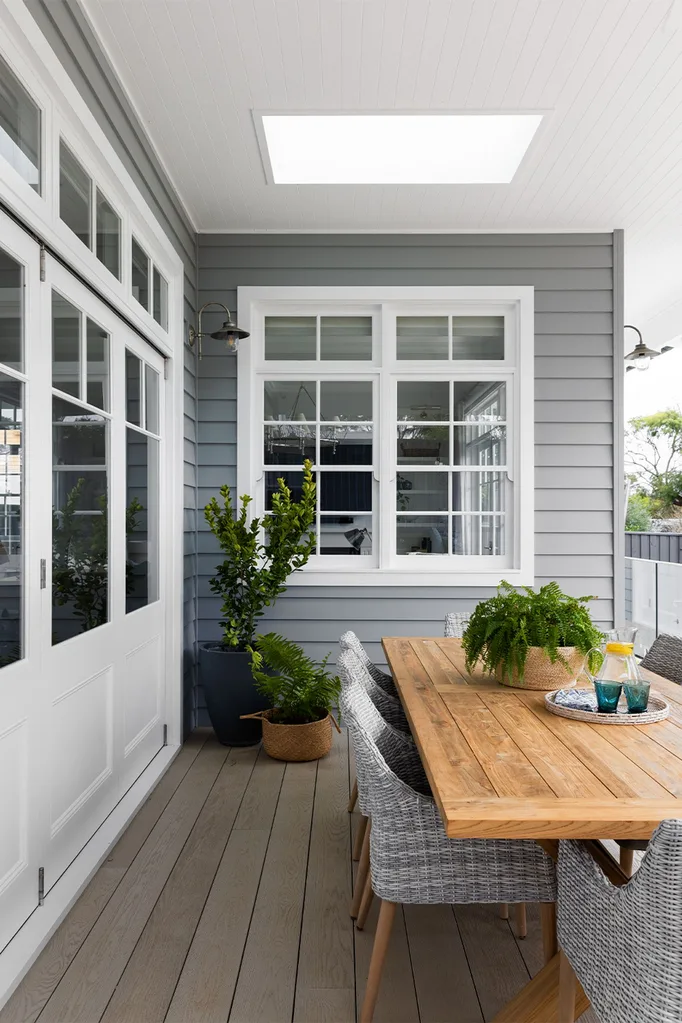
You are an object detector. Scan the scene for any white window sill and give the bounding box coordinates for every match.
[286,568,534,587]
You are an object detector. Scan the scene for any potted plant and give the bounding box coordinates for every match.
[244,633,341,761]
[462,581,603,691]
[200,461,316,746]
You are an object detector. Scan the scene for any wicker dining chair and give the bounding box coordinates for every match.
[341,666,557,1023]
[338,649,429,911]
[617,635,682,875]
[557,820,682,1023]
[444,611,471,638]
[339,631,398,696]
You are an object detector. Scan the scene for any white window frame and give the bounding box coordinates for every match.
[238,286,534,587]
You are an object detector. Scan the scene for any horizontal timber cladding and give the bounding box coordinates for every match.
[27,0,200,733]
[195,233,620,721]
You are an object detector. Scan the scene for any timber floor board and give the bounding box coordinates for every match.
[3,729,600,1023]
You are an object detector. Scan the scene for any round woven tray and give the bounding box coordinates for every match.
[544,689,670,725]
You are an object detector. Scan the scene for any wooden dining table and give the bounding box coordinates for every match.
[382,635,682,1023]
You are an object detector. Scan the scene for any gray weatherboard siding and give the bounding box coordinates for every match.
[196,232,623,723]
[26,0,199,733]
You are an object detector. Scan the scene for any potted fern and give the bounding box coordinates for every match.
[199,461,316,746]
[462,581,603,690]
[245,633,341,761]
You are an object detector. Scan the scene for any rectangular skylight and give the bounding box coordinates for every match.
[260,114,543,185]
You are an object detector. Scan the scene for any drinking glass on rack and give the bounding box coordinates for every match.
[594,680,623,714]
[624,680,651,714]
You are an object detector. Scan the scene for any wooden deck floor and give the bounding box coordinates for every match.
[2,729,597,1023]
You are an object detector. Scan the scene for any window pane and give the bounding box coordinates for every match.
[0,249,22,371]
[320,316,372,360]
[453,381,506,421]
[126,430,159,613]
[96,191,120,279]
[396,516,448,555]
[452,471,506,512]
[86,319,109,411]
[126,350,141,425]
[452,316,504,360]
[59,141,91,247]
[320,424,373,465]
[52,397,108,644]
[453,425,506,466]
[265,470,308,509]
[153,268,168,330]
[320,514,372,556]
[397,316,448,360]
[397,425,450,466]
[320,381,372,421]
[52,292,80,398]
[396,471,448,511]
[131,237,149,310]
[397,381,449,421]
[264,380,315,421]
[264,425,315,465]
[265,316,316,360]
[53,397,106,466]
[320,472,372,512]
[0,54,40,192]
[145,364,159,433]
[0,373,23,665]
[453,515,505,555]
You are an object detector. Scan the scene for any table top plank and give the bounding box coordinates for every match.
[475,691,615,801]
[382,637,682,840]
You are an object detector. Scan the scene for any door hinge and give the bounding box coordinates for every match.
[40,559,46,589]
[39,245,46,282]
[38,867,45,905]
[163,359,169,381]
[163,724,168,745]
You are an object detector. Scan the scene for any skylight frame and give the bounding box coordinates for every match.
[254,110,545,186]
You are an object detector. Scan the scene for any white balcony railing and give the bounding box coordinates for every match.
[625,556,682,656]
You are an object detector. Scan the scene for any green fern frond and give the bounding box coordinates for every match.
[248,633,341,724]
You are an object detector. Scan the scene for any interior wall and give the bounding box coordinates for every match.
[195,232,622,724]
[25,0,200,733]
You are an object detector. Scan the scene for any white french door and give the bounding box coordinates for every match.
[0,211,169,946]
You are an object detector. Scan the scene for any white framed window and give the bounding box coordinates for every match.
[238,287,534,587]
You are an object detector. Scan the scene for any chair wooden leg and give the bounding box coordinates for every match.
[360,900,397,1023]
[353,813,368,862]
[619,846,635,877]
[498,903,509,919]
[540,902,558,965]
[356,872,374,930]
[514,902,527,939]
[351,820,371,918]
[348,779,358,813]
[558,948,578,1023]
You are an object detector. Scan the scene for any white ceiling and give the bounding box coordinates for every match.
[82,0,682,334]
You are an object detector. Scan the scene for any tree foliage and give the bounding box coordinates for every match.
[249,632,341,724]
[625,491,652,532]
[626,409,682,517]
[204,460,316,650]
[462,580,603,683]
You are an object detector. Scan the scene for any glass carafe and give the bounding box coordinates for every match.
[587,627,641,684]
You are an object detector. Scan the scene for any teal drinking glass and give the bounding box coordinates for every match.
[624,681,651,714]
[594,680,622,713]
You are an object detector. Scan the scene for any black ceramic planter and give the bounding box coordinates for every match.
[198,644,269,746]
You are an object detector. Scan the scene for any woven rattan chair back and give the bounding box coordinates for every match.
[640,633,682,686]
[444,612,471,638]
[558,819,682,1023]
[338,646,409,733]
[339,630,398,695]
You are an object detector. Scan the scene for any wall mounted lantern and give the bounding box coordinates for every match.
[624,324,666,372]
[188,301,250,359]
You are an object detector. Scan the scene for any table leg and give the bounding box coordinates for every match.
[540,903,558,965]
[558,949,577,1023]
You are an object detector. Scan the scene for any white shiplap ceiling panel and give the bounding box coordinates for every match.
[80,0,682,327]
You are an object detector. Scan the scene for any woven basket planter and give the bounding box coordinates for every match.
[255,710,335,762]
[495,646,586,691]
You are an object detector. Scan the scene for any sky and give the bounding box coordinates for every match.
[624,346,682,422]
